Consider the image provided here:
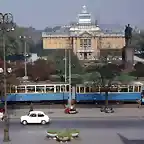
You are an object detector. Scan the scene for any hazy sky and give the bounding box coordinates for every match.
[0,0,143,29]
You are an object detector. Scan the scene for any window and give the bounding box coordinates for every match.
[17,86,25,93]
[38,114,44,117]
[119,87,128,92]
[76,86,79,93]
[26,86,35,93]
[46,86,54,93]
[36,86,45,93]
[85,87,90,92]
[29,114,37,117]
[79,16,91,19]
[61,85,65,92]
[56,86,60,92]
[134,86,139,92]
[92,87,99,92]
[139,86,142,92]
[84,39,87,45]
[7,86,11,93]
[84,53,87,59]
[129,86,133,92]
[87,39,91,46]
[109,87,118,92]
[80,39,83,46]
[80,87,84,93]
[11,86,16,93]
[89,87,92,92]
[66,85,69,92]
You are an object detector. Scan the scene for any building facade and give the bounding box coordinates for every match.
[42,6,125,60]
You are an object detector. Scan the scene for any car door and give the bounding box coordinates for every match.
[37,113,45,123]
[28,113,37,123]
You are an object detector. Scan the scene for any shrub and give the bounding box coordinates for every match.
[47,130,59,134]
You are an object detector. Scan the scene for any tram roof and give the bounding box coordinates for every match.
[19,81,69,85]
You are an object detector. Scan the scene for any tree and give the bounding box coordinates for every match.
[0,61,19,100]
[42,49,83,82]
[85,63,122,106]
[27,59,55,81]
[116,72,136,84]
[129,62,144,79]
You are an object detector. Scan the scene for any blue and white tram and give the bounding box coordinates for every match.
[4,84,70,102]
[1,83,144,103]
[76,84,143,103]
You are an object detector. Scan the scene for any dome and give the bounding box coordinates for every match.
[78,5,91,24]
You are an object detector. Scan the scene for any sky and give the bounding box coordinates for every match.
[0,0,143,29]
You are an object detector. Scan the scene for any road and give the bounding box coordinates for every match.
[0,119,144,130]
[0,119,144,144]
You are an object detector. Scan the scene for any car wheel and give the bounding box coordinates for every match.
[22,120,27,125]
[41,120,46,125]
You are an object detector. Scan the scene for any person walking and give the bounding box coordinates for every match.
[29,103,33,112]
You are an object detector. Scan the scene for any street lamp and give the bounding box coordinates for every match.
[68,36,72,106]
[19,36,31,80]
[64,48,67,83]
[0,12,15,142]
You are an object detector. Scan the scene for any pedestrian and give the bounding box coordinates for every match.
[29,103,33,112]
[137,99,141,108]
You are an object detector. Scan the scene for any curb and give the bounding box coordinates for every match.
[9,116,144,120]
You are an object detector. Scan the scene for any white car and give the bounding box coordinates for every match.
[0,112,4,121]
[20,111,50,125]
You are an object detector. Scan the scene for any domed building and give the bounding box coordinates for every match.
[42,6,125,60]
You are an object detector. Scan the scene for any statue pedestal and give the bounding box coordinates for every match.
[122,46,134,71]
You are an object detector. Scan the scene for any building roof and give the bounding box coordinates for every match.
[42,5,124,37]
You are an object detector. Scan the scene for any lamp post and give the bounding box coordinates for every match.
[68,36,72,106]
[19,36,31,80]
[64,48,67,83]
[0,13,15,142]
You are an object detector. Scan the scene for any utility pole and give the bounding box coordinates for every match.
[19,36,31,80]
[24,40,27,78]
[64,48,67,83]
[0,12,15,142]
[68,36,72,106]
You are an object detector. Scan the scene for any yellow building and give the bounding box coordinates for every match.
[42,5,125,60]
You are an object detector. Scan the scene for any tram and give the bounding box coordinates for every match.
[0,82,143,103]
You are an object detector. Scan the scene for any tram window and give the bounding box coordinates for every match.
[17,86,25,93]
[11,86,16,93]
[89,87,92,92]
[36,86,45,93]
[134,86,139,92]
[76,86,79,93]
[92,87,99,92]
[66,85,69,92]
[119,87,128,92]
[85,87,90,92]
[80,87,84,93]
[56,86,60,92]
[139,86,142,92]
[110,87,118,92]
[129,86,133,92]
[61,85,65,92]
[26,86,35,93]
[6,86,11,93]
[46,86,54,93]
